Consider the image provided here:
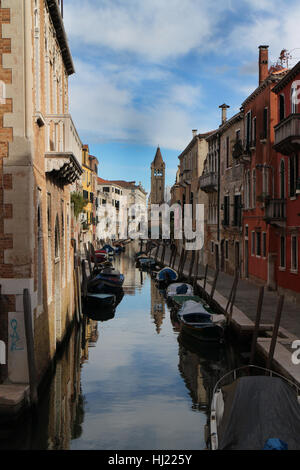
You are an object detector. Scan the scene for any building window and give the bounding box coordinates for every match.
[246,111,252,149]
[225,240,229,260]
[233,194,242,227]
[262,107,268,139]
[103,187,110,193]
[280,160,285,199]
[252,117,256,146]
[291,235,298,271]
[291,84,298,114]
[262,232,267,258]
[83,190,89,200]
[252,169,256,208]
[223,195,230,226]
[226,136,230,168]
[289,154,298,198]
[256,232,261,257]
[251,231,255,256]
[211,242,214,254]
[280,235,286,268]
[55,216,60,259]
[279,94,285,121]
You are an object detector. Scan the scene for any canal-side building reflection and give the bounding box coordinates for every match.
[150,280,165,334]
[81,318,99,364]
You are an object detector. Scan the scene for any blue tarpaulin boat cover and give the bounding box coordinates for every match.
[218,376,300,450]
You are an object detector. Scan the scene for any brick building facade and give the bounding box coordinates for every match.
[0,0,82,384]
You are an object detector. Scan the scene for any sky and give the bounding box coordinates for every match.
[63,0,300,193]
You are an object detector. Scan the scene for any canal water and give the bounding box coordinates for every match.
[0,243,242,450]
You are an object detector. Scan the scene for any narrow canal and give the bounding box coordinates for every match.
[0,243,243,450]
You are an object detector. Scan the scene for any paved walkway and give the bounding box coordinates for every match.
[154,244,300,340]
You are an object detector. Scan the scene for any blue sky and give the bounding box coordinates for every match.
[64,0,300,193]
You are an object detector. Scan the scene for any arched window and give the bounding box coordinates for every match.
[291,85,298,114]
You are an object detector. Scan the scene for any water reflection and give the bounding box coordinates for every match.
[150,279,165,334]
[0,243,243,450]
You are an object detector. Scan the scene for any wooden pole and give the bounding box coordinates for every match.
[227,270,239,323]
[250,286,264,364]
[23,289,38,406]
[203,264,208,291]
[73,269,80,324]
[225,269,239,314]
[161,243,166,265]
[193,251,200,291]
[188,250,195,283]
[266,295,285,370]
[210,268,219,301]
[154,243,160,262]
[77,265,83,321]
[171,245,177,270]
[81,259,88,298]
[84,243,92,277]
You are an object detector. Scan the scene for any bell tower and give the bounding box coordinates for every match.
[150,147,165,205]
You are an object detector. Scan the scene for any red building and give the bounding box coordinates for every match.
[273,60,300,302]
[239,46,288,290]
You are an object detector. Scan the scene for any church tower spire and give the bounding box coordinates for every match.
[150,147,165,205]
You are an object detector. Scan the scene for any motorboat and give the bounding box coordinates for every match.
[82,292,116,310]
[90,269,125,289]
[177,300,225,342]
[208,365,300,450]
[166,283,194,298]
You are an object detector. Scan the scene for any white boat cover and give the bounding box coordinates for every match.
[179,300,225,325]
[166,283,193,297]
[218,376,300,450]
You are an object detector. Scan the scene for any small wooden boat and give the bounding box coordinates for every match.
[156,267,178,284]
[171,295,215,313]
[208,365,300,450]
[177,300,225,342]
[166,283,194,298]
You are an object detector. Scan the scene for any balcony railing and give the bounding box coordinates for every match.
[274,113,300,155]
[264,199,286,225]
[45,114,83,185]
[199,172,217,192]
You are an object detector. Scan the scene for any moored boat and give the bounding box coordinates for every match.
[208,365,300,450]
[177,300,225,342]
[166,283,194,298]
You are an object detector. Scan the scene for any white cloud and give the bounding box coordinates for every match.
[64,0,225,63]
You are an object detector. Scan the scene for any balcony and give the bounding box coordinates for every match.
[232,139,251,162]
[264,199,286,226]
[45,114,83,185]
[274,114,300,155]
[199,172,217,192]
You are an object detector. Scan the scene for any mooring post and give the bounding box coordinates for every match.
[210,268,219,301]
[84,243,92,277]
[203,264,208,291]
[179,249,187,278]
[188,250,195,283]
[227,269,239,323]
[154,242,160,262]
[171,245,177,270]
[193,251,200,290]
[23,289,38,407]
[250,286,265,364]
[161,242,166,266]
[266,295,285,371]
[225,269,239,314]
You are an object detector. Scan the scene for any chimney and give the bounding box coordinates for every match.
[259,45,269,85]
[192,129,197,138]
[219,103,230,125]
